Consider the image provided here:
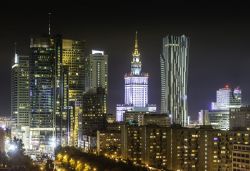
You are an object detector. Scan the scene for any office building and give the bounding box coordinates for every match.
[232,144,250,171]
[160,35,189,126]
[85,50,108,94]
[200,109,230,130]
[199,85,242,130]
[116,32,156,121]
[230,106,250,130]
[62,39,85,101]
[0,116,14,129]
[198,110,210,125]
[62,39,85,147]
[11,53,30,127]
[211,85,241,110]
[29,35,85,152]
[29,36,57,152]
[81,87,106,137]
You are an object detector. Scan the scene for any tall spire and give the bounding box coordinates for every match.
[48,12,51,36]
[131,31,142,75]
[133,31,140,56]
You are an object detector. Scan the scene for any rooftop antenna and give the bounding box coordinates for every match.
[48,12,51,35]
[14,42,17,55]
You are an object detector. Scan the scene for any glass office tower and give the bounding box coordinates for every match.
[11,53,30,127]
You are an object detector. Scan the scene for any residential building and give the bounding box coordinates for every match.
[160,35,189,126]
[97,130,121,157]
[232,144,250,171]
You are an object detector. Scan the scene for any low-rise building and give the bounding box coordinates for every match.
[230,107,250,130]
[97,130,121,157]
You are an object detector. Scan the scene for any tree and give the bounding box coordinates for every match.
[0,152,8,168]
[7,137,39,171]
[45,159,54,171]
[7,137,24,157]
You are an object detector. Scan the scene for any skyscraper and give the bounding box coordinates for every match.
[85,50,108,94]
[62,39,85,101]
[124,32,148,107]
[116,32,156,121]
[62,39,85,146]
[160,35,189,126]
[29,35,85,152]
[11,53,30,127]
[29,36,58,152]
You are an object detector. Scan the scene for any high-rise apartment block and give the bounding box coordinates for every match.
[97,124,250,170]
[232,144,250,171]
[160,35,189,126]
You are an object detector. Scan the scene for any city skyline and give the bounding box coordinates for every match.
[1,2,250,120]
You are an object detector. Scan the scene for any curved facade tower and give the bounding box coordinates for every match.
[160,35,189,126]
[116,32,156,121]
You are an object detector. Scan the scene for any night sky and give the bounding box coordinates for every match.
[1,1,250,120]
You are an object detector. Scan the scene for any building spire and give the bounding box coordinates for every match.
[48,12,51,35]
[133,31,140,56]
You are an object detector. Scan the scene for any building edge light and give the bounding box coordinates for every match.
[92,50,104,55]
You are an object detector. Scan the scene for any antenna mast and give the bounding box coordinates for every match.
[48,12,51,35]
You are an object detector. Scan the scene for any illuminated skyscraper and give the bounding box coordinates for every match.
[160,35,189,126]
[62,39,85,146]
[11,53,30,127]
[116,32,156,121]
[84,50,108,114]
[62,39,85,101]
[29,36,59,152]
[85,50,108,93]
[29,35,85,152]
